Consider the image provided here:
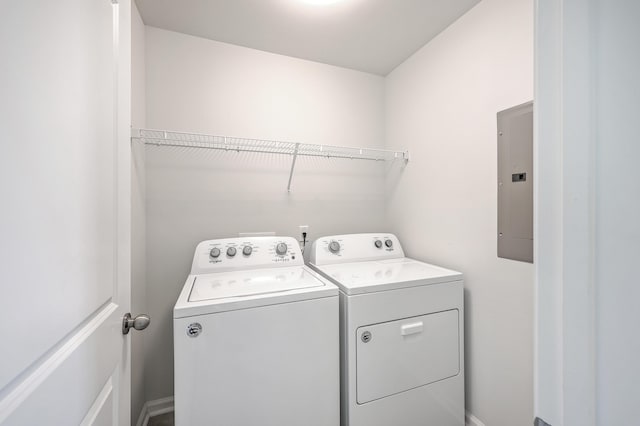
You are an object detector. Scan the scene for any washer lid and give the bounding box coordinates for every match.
[189,266,324,302]
[174,265,337,318]
[310,258,462,295]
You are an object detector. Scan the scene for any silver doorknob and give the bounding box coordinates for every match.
[122,313,150,335]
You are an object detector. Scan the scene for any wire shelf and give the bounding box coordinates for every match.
[131,128,409,191]
[132,129,409,162]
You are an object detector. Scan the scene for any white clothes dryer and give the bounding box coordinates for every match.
[309,233,465,426]
[174,236,339,426]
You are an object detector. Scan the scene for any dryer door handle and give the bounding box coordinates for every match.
[400,321,423,336]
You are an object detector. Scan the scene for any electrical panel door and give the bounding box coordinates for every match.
[497,101,533,263]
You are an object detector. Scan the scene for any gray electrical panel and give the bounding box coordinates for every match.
[497,101,533,263]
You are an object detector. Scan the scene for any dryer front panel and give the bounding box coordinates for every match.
[355,309,460,404]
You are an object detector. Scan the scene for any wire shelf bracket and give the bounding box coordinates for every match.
[131,128,409,192]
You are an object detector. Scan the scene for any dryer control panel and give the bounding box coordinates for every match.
[191,236,303,274]
[309,233,405,266]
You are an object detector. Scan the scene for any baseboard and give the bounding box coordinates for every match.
[135,399,476,426]
[466,411,486,426]
[135,406,149,426]
[135,396,175,426]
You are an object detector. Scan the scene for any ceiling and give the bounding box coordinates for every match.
[135,0,481,76]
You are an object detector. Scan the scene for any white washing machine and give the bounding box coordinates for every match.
[308,233,465,426]
[174,236,340,426]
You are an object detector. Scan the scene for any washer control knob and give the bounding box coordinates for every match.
[275,242,288,256]
[242,246,253,256]
[209,247,221,258]
[374,240,383,249]
[226,247,237,257]
[328,240,341,254]
[385,239,393,248]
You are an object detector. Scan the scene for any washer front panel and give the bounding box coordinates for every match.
[174,295,339,426]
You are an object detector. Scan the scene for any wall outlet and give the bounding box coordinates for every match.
[299,225,310,253]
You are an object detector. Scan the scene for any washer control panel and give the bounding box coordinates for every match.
[309,233,405,266]
[191,236,302,274]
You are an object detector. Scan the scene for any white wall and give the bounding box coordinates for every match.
[130,1,146,424]
[384,0,534,425]
[535,0,640,424]
[143,27,389,401]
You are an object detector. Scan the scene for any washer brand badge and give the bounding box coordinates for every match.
[187,323,202,338]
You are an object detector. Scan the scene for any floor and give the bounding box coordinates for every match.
[147,412,174,426]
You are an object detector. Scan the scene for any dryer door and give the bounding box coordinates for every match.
[356,309,460,404]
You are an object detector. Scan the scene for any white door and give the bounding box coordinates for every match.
[0,0,133,425]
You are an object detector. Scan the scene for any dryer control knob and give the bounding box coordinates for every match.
[275,243,288,256]
[210,248,221,258]
[374,240,383,248]
[226,247,237,257]
[242,246,253,256]
[328,241,341,253]
[385,239,393,248]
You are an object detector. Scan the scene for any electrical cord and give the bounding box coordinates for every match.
[301,232,307,254]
